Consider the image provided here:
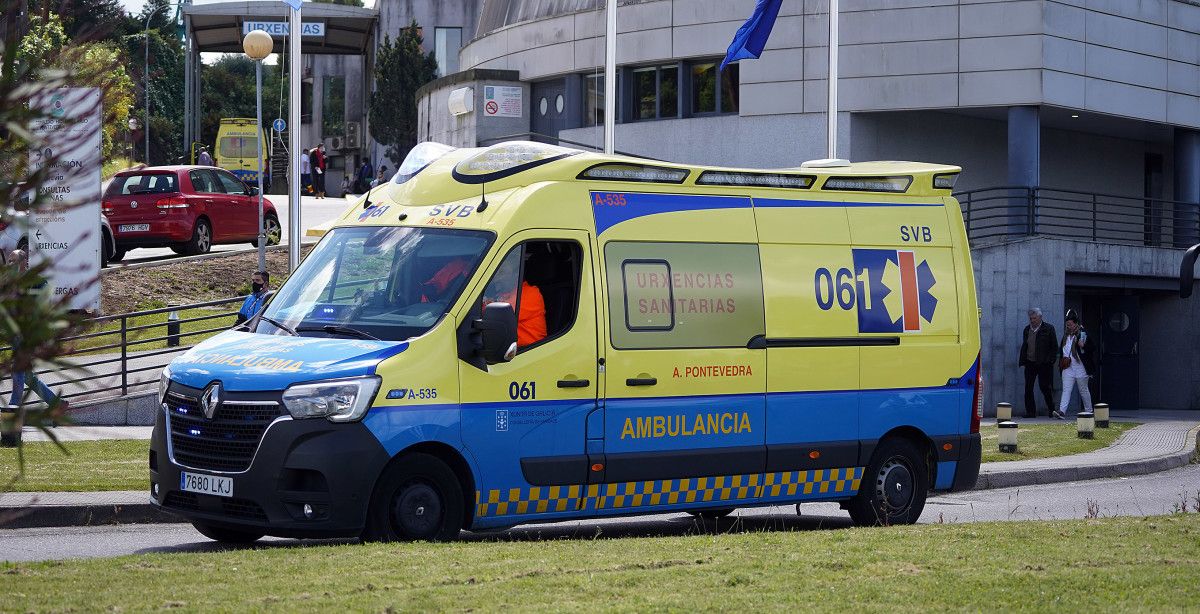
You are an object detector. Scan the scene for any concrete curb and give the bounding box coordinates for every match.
[1,499,178,529]
[972,425,1200,490]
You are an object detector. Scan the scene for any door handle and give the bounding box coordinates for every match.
[557,378,590,388]
[626,377,657,386]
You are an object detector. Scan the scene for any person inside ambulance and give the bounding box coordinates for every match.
[481,247,547,348]
[420,256,471,303]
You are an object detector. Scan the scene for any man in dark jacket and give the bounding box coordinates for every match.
[1018,307,1058,418]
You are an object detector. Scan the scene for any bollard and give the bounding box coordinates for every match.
[998,420,1018,453]
[1076,411,1095,439]
[166,304,181,348]
[996,402,1012,424]
[1094,403,1110,428]
[0,402,19,448]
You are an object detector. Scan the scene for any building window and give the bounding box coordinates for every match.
[631,64,678,121]
[301,81,313,124]
[584,74,619,127]
[322,76,345,137]
[434,27,462,77]
[691,61,739,115]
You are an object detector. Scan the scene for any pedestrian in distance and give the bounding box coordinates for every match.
[236,270,271,326]
[356,158,373,194]
[299,148,312,196]
[1056,309,1097,419]
[371,166,389,189]
[312,143,327,199]
[1018,307,1058,418]
[197,146,213,166]
[3,248,69,447]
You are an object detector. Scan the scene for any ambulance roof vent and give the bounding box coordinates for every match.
[452,141,579,185]
[801,158,852,168]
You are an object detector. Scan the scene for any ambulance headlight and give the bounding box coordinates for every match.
[158,367,172,403]
[281,376,381,423]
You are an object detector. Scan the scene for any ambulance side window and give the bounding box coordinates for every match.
[476,240,582,352]
[605,241,765,349]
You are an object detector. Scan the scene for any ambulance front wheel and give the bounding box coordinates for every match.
[363,452,464,542]
[847,438,929,527]
[687,508,735,520]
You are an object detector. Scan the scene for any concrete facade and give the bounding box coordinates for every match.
[417,70,531,148]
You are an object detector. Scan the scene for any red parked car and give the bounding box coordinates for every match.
[102,165,281,261]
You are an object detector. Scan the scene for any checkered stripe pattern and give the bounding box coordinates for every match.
[475,467,865,518]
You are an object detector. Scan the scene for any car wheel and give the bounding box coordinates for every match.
[847,438,929,527]
[687,508,735,520]
[252,215,281,247]
[100,235,110,268]
[109,248,126,263]
[191,522,264,544]
[362,453,464,542]
[185,219,212,255]
[170,245,187,255]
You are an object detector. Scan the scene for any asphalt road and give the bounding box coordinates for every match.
[3,463,1198,562]
[108,194,351,266]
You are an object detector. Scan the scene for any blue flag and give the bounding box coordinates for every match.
[720,0,784,71]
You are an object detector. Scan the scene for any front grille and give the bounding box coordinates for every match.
[222,497,268,521]
[163,491,200,511]
[167,392,285,472]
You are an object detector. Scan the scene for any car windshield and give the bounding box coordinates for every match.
[219,136,259,158]
[255,226,493,341]
[107,173,178,196]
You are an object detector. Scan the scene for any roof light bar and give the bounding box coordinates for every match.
[452,142,578,184]
[932,172,960,190]
[578,163,689,184]
[696,171,814,189]
[822,175,912,193]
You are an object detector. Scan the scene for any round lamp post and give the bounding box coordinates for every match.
[1076,411,1095,439]
[995,401,1012,424]
[1094,402,1110,428]
[243,29,272,272]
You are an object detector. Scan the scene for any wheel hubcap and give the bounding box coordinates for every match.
[876,458,914,513]
[198,226,210,251]
[267,221,280,244]
[392,481,442,538]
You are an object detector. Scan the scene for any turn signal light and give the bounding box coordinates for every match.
[943,443,953,451]
[808,450,820,459]
[590,463,604,472]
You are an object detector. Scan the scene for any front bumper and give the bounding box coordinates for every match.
[149,402,391,539]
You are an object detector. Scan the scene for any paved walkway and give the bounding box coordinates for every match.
[2,410,1197,528]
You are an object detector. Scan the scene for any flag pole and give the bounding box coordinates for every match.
[603,0,617,155]
[827,0,839,160]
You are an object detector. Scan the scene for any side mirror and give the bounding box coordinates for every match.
[474,302,518,365]
[245,185,259,196]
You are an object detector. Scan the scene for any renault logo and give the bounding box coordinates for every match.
[201,382,222,419]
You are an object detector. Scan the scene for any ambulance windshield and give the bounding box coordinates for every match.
[255,226,493,341]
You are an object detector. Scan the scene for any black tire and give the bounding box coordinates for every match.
[252,214,281,247]
[100,233,111,268]
[191,522,264,544]
[109,248,126,263]
[847,438,929,527]
[687,508,735,520]
[170,245,187,255]
[363,453,464,542]
[184,218,212,255]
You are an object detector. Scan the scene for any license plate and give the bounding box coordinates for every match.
[119,224,149,232]
[180,471,233,498]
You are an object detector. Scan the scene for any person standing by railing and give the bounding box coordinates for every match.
[235,270,271,326]
[3,248,68,447]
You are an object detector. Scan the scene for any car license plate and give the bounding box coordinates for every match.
[119,224,149,232]
[180,471,233,498]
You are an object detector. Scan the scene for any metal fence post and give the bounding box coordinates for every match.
[167,304,180,348]
[120,316,128,397]
[1027,188,1036,236]
[1091,193,1098,241]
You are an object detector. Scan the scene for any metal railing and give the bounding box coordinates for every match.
[2,296,244,407]
[477,131,653,159]
[956,186,1200,249]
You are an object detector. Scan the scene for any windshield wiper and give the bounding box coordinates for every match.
[259,316,298,336]
[296,324,381,341]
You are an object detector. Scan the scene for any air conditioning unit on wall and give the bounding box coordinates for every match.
[329,135,345,150]
[345,122,361,149]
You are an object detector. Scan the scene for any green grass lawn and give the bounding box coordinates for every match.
[3,515,1199,611]
[68,305,239,357]
[1,439,148,492]
[980,421,1135,463]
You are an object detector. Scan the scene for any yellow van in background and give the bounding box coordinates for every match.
[214,118,269,187]
[151,141,982,544]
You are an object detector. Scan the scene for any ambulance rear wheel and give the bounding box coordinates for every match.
[364,453,464,542]
[191,522,264,544]
[687,508,735,520]
[847,438,928,527]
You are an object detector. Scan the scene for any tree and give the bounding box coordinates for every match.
[369,23,437,165]
[198,55,282,147]
[122,0,186,165]
[17,14,134,160]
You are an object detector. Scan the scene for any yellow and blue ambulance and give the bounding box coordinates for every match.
[213,118,269,187]
[150,141,983,543]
